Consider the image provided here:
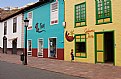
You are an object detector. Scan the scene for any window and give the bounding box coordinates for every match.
[28,40,32,51]
[27,12,32,30]
[50,1,59,25]
[28,40,32,56]
[4,21,7,35]
[75,2,86,27]
[75,34,86,58]
[13,17,17,33]
[96,0,112,24]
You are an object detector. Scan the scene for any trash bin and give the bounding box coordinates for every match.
[20,53,24,64]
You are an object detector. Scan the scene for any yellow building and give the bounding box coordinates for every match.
[64,0,121,66]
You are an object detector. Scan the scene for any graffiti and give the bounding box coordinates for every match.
[84,28,95,39]
[35,22,45,33]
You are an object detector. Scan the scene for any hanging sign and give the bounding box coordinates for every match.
[65,30,74,42]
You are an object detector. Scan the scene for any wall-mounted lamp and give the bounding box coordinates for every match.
[63,22,66,28]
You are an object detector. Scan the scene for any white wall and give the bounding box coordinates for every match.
[0,22,3,48]
[0,14,23,48]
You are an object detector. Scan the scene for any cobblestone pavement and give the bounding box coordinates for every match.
[0,53,121,79]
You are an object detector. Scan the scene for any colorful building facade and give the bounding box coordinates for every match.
[24,0,64,60]
[64,0,121,66]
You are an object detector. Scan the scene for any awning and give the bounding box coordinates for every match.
[8,37,18,41]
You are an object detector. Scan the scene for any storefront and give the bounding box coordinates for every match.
[64,0,121,66]
[24,0,64,60]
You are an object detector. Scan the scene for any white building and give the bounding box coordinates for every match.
[0,9,24,54]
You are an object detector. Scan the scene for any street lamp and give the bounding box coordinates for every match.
[24,18,29,65]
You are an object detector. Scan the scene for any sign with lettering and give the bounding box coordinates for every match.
[35,22,45,33]
[84,28,95,39]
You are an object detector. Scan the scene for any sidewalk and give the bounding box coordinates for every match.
[0,53,121,79]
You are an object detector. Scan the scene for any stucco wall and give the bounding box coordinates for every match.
[24,0,64,49]
[0,14,23,48]
[0,22,3,48]
[64,0,121,66]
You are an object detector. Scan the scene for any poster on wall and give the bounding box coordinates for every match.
[27,12,32,30]
[50,1,59,25]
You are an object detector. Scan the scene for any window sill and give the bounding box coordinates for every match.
[74,25,87,28]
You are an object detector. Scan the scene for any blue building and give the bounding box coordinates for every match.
[24,0,64,60]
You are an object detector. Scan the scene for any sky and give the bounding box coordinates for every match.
[0,0,38,8]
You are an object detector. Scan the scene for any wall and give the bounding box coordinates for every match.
[64,0,121,66]
[0,22,3,48]
[0,14,23,54]
[24,0,64,60]
[5,14,23,48]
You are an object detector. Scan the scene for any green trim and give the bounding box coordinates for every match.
[95,0,112,25]
[74,34,87,58]
[95,0,98,24]
[74,25,87,28]
[96,21,112,25]
[110,0,112,23]
[75,56,87,58]
[94,31,115,65]
[95,32,104,63]
[74,2,86,28]
[94,33,97,64]
[113,31,115,66]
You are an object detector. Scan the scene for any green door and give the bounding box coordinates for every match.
[95,33,104,63]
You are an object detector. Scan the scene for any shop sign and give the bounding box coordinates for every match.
[65,30,74,42]
[84,28,95,39]
[35,22,45,33]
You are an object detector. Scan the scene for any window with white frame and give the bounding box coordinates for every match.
[28,40,32,56]
[13,17,17,33]
[28,12,32,30]
[28,40,32,51]
[4,21,7,35]
[50,1,59,25]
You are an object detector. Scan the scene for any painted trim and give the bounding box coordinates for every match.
[27,11,33,30]
[95,0,112,25]
[50,1,59,25]
[13,17,17,33]
[94,30,115,65]
[74,2,87,28]
[74,34,87,58]
[48,37,57,58]
[113,31,115,66]
[27,39,32,56]
[95,32,104,63]
[37,38,44,57]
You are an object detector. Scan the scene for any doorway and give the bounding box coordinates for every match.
[12,39,17,54]
[95,31,114,64]
[38,39,43,57]
[104,32,114,63]
[48,38,57,58]
[3,36,7,54]
[28,40,32,56]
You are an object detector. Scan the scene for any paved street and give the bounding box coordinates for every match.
[0,53,121,79]
[0,61,85,79]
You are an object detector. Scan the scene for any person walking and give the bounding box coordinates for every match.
[70,49,74,62]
